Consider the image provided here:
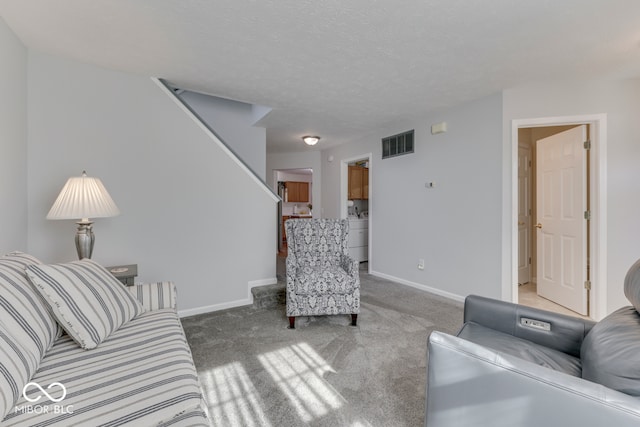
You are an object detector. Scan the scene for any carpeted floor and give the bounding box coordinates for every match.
[181,265,463,427]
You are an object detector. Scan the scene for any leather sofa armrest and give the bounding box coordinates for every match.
[463,295,596,357]
[426,331,640,427]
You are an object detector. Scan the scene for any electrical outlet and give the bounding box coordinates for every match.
[418,259,425,270]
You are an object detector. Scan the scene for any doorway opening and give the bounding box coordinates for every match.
[274,168,313,257]
[511,115,607,320]
[341,153,372,275]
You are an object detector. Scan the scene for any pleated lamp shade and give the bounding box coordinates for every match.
[47,171,120,221]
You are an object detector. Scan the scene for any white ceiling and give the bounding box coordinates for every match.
[3,1,640,153]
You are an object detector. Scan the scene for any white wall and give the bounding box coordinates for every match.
[26,51,277,314]
[0,18,28,252]
[276,171,312,184]
[318,80,640,315]
[322,93,504,301]
[178,91,267,179]
[503,79,640,313]
[267,151,322,217]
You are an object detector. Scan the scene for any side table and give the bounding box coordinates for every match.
[108,264,138,286]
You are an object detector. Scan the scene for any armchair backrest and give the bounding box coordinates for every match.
[285,219,349,267]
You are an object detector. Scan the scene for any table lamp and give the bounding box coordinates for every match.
[47,171,120,259]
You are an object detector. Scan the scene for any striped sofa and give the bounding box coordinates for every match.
[0,252,210,426]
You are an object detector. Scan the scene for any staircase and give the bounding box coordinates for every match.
[251,281,285,309]
[250,252,287,309]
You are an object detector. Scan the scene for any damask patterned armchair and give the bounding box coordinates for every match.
[285,218,360,329]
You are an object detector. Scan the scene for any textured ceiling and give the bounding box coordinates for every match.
[2,1,640,152]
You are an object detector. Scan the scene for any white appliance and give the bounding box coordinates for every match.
[348,218,368,262]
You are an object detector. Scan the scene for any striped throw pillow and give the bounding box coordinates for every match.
[0,252,61,361]
[0,318,39,420]
[25,259,145,350]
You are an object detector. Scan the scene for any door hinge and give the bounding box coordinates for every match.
[583,140,591,150]
[584,280,592,291]
[529,257,531,265]
[584,210,591,220]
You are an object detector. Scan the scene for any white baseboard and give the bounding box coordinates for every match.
[369,270,465,304]
[179,273,463,317]
[248,277,278,288]
[178,298,251,318]
[178,277,277,318]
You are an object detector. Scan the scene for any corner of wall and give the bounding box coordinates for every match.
[0,18,28,252]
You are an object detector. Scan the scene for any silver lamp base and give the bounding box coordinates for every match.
[75,221,95,259]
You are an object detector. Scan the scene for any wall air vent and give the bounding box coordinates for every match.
[382,129,414,159]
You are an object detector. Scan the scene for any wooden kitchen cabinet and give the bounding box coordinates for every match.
[348,166,363,199]
[348,166,369,200]
[297,182,309,202]
[285,181,309,202]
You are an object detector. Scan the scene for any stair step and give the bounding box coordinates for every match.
[251,282,285,309]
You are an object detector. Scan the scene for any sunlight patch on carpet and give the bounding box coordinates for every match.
[202,361,271,427]
[258,342,344,423]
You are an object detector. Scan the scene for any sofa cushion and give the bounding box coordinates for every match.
[458,322,582,377]
[0,319,40,420]
[3,309,207,426]
[581,306,640,396]
[0,252,61,360]
[25,259,145,350]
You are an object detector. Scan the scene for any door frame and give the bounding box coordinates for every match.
[517,142,532,285]
[510,114,607,320]
[341,153,372,274]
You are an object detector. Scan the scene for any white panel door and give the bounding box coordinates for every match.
[536,125,588,315]
[518,145,532,284]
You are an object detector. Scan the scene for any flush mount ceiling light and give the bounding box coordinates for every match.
[302,136,320,146]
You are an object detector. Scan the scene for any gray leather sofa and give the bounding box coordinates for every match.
[426,259,640,426]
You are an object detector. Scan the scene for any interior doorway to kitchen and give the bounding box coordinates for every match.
[341,153,372,274]
[274,168,313,256]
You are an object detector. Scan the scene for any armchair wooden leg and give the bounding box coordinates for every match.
[288,316,295,329]
[351,314,358,326]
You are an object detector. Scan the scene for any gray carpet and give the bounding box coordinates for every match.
[181,265,463,427]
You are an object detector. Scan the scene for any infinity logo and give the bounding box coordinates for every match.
[22,382,67,403]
